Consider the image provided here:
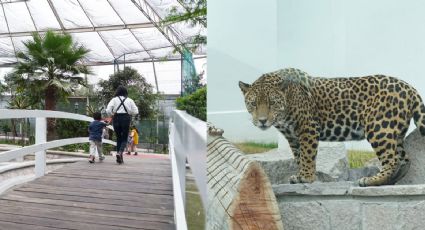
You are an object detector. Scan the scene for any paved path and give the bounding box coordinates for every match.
[0,154,174,230]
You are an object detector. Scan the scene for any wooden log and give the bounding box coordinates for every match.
[207,124,284,230]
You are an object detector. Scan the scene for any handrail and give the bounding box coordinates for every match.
[0,137,116,162]
[0,109,116,177]
[0,109,93,120]
[169,110,206,230]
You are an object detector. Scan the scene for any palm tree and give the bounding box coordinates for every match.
[14,30,91,140]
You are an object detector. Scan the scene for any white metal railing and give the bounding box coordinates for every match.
[0,109,116,177]
[169,110,206,230]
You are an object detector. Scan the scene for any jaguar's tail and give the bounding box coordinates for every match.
[413,97,425,136]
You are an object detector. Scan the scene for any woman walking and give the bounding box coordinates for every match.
[106,86,139,164]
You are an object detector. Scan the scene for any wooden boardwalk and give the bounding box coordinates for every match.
[0,154,174,230]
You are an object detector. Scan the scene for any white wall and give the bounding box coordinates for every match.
[277,0,425,150]
[208,0,425,148]
[208,0,280,142]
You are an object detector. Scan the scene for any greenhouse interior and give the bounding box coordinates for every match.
[0,0,207,152]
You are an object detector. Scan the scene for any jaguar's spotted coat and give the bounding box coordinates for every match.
[239,68,425,186]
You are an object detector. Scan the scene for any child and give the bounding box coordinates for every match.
[125,131,133,155]
[127,126,139,155]
[88,112,108,163]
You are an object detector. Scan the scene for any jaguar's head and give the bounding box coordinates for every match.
[239,79,286,130]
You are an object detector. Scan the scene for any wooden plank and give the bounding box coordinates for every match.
[0,156,175,230]
[46,173,173,185]
[49,171,173,181]
[36,175,173,190]
[32,177,173,195]
[18,183,174,202]
[0,221,60,230]
[0,199,173,224]
[15,186,173,204]
[0,212,137,230]
[8,190,173,210]
[0,203,174,230]
[3,191,173,217]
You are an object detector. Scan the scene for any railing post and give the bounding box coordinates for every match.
[35,117,46,178]
[175,128,187,204]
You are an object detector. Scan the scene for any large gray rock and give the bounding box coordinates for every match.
[397,129,425,185]
[348,166,380,181]
[246,142,349,184]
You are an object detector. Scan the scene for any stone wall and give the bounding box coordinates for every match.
[250,129,425,230]
[274,182,425,230]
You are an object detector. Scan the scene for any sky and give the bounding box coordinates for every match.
[209,0,425,151]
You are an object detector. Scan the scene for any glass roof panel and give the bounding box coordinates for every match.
[173,21,205,43]
[3,2,35,32]
[0,37,15,57]
[149,47,176,59]
[0,8,8,33]
[51,0,92,29]
[132,27,170,51]
[78,0,123,27]
[99,30,144,57]
[107,0,151,25]
[72,32,114,63]
[11,36,32,52]
[149,0,182,19]
[0,0,205,67]
[27,0,61,30]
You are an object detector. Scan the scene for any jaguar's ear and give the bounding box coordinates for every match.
[239,81,250,94]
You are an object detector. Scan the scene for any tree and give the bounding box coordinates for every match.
[176,86,206,121]
[98,67,159,120]
[162,0,206,51]
[3,72,43,109]
[13,30,91,140]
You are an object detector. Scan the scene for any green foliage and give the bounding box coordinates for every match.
[348,150,376,169]
[56,119,89,139]
[164,0,206,27]
[186,178,205,230]
[3,72,42,109]
[59,139,114,155]
[176,87,206,121]
[60,143,88,152]
[102,143,114,155]
[0,122,11,133]
[0,79,6,99]
[97,66,159,119]
[162,0,206,52]
[13,30,91,110]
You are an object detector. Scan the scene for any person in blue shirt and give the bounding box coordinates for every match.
[88,112,108,163]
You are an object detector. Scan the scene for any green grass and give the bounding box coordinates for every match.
[234,142,377,169]
[186,179,205,230]
[348,150,377,168]
[233,142,278,154]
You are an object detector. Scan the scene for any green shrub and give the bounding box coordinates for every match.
[176,87,206,121]
[0,122,11,133]
[102,143,114,155]
[61,143,86,152]
[56,119,89,139]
